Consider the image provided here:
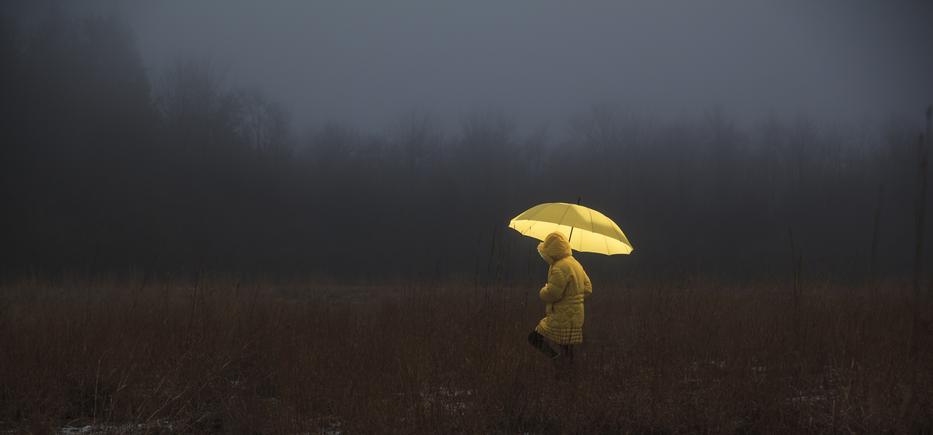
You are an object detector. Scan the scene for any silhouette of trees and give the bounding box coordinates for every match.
[1,9,930,283]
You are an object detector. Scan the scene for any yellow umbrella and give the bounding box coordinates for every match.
[508,201,634,255]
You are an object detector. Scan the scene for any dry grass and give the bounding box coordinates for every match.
[0,274,931,433]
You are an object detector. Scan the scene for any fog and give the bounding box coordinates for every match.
[43,0,933,131]
[1,1,932,283]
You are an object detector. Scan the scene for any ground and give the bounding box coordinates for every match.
[0,276,930,433]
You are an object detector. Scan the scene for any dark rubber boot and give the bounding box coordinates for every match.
[528,330,559,359]
[553,345,575,381]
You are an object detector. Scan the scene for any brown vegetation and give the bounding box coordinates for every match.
[1,275,930,433]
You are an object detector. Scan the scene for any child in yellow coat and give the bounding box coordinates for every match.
[527,231,592,378]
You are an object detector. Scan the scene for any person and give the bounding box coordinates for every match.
[527,231,592,380]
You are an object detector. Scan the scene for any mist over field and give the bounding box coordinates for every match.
[2,0,932,282]
[1,1,932,433]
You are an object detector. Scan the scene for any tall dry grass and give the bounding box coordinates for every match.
[0,275,930,433]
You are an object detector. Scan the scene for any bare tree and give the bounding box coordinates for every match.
[235,87,291,156]
[155,58,241,151]
[390,108,443,169]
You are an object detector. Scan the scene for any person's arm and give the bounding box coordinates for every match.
[582,270,593,300]
[539,266,568,303]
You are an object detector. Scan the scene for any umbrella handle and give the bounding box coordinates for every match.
[568,197,582,243]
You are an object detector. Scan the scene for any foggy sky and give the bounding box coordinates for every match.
[35,1,933,132]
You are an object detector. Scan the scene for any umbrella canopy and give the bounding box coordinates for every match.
[508,202,634,255]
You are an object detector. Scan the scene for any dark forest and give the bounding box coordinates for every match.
[1,11,931,284]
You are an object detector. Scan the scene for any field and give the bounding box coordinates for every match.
[1,275,931,433]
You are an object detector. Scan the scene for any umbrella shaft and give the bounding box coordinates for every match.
[569,197,581,242]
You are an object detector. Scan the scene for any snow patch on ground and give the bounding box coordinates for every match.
[58,420,176,434]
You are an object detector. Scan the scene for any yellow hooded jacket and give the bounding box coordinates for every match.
[534,232,592,345]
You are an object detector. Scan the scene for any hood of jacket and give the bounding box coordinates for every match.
[537,231,572,265]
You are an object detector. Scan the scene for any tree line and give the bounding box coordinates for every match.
[1,10,930,284]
